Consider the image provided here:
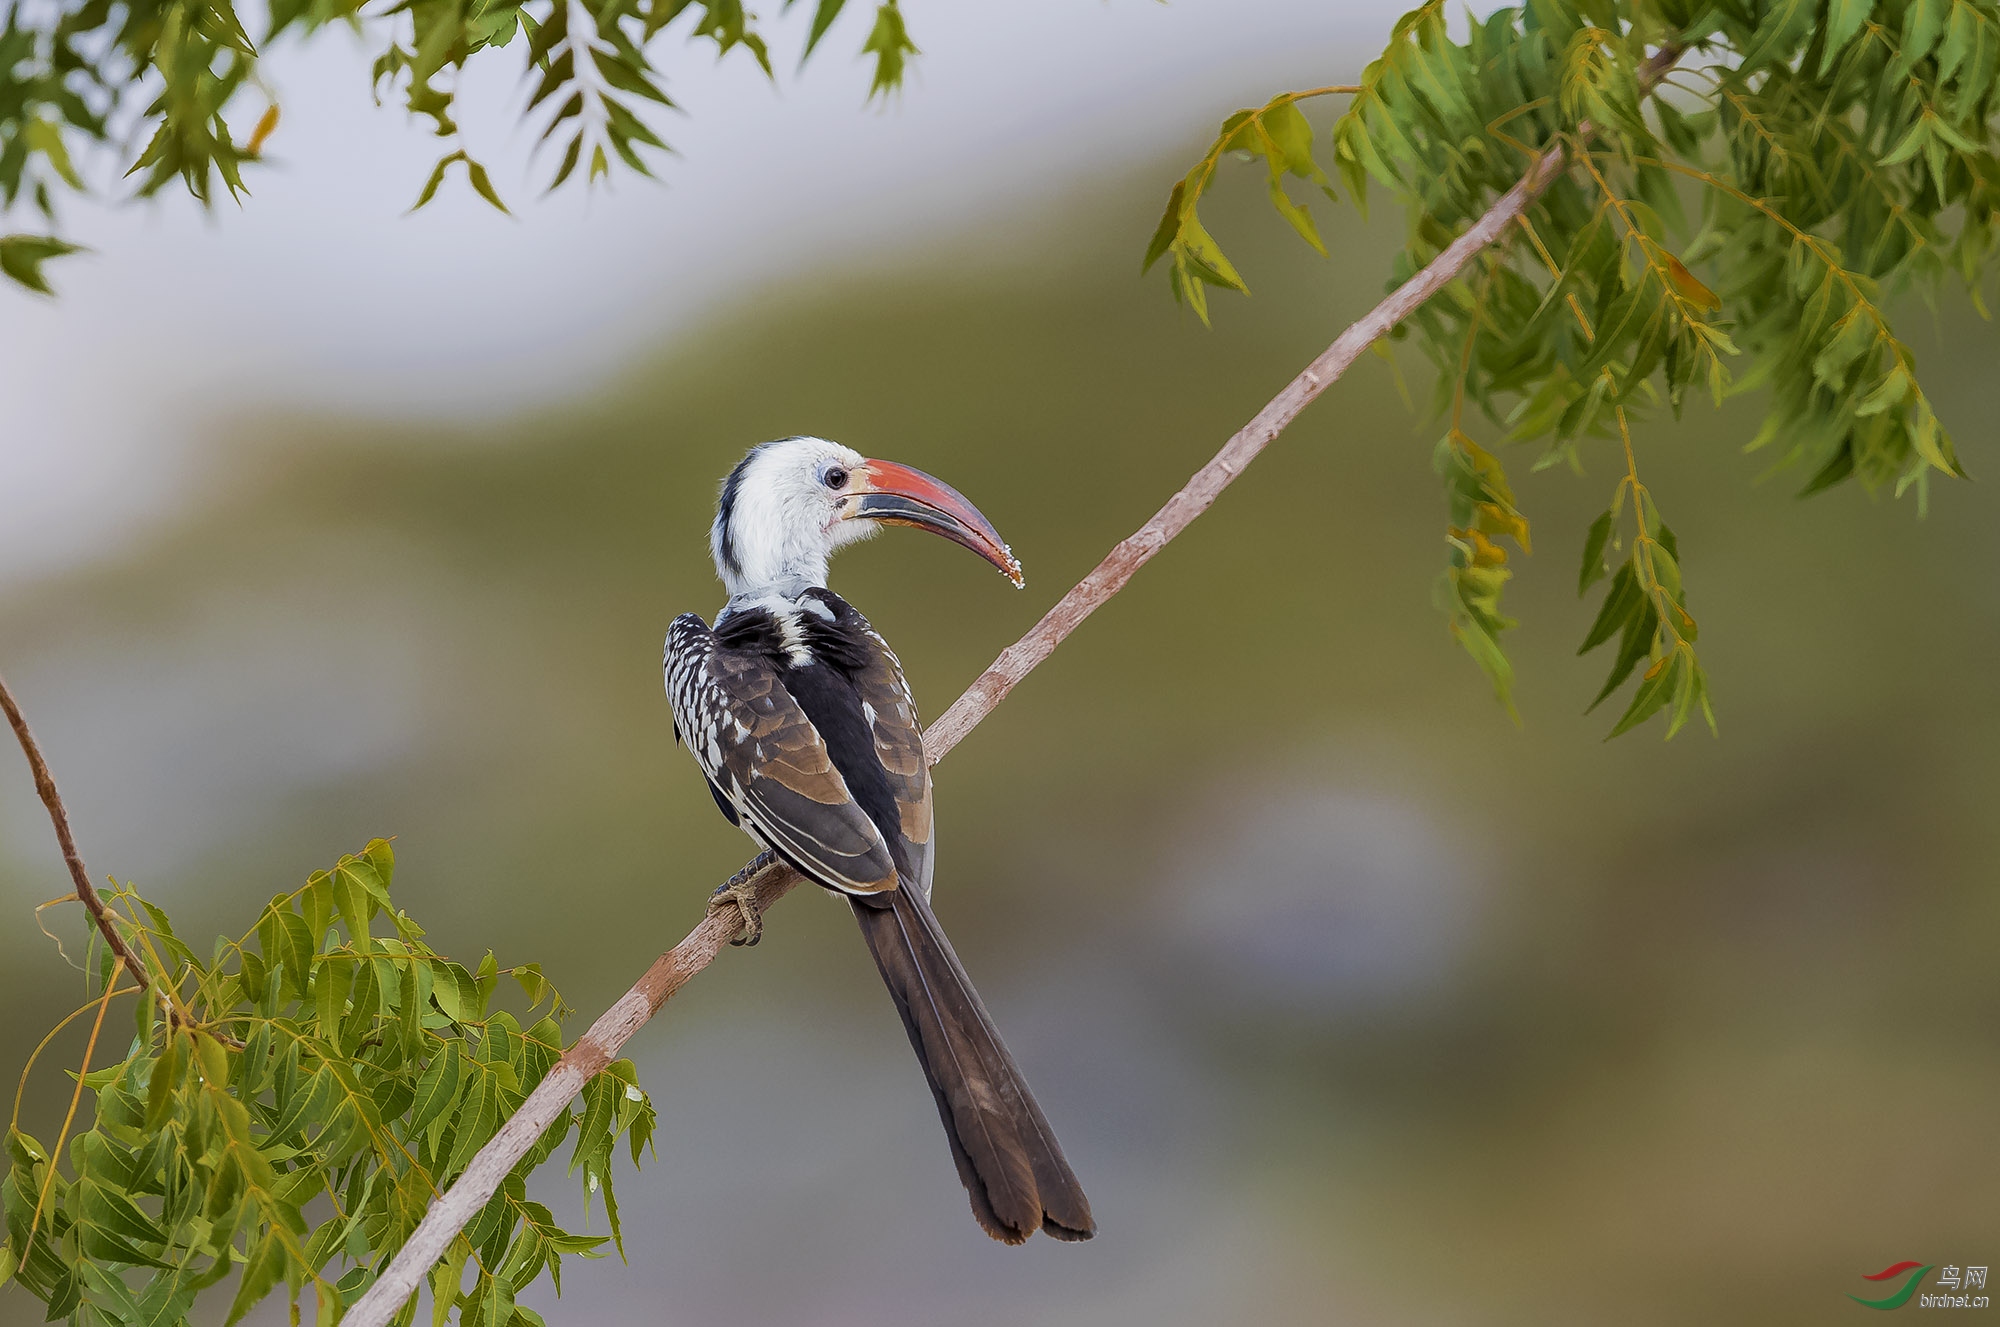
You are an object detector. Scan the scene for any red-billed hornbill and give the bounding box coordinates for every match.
[663,436,1094,1245]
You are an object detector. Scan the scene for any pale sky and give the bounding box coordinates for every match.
[0,0,1405,586]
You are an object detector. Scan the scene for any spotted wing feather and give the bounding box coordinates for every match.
[664,614,897,895]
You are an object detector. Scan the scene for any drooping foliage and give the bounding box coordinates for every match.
[1148,0,1995,736]
[0,0,914,289]
[2,841,656,1326]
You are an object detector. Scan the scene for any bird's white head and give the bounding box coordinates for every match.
[710,436,1024,599]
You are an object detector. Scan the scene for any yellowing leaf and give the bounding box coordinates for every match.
[1665,254,1721,312]
[247,105,280,155]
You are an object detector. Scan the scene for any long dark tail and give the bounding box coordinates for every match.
[849,885,1095,1244]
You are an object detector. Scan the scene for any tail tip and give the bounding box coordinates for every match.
[1041,1214,1096,1242]
[975,1207,1097,1245]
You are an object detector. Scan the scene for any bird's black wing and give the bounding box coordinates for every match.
[804,590,935,897]
[664,613,898,896]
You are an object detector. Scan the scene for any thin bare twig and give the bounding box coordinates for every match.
[0,674,154,1001]
[347,138,1584,1327]
[27,973,119,1244]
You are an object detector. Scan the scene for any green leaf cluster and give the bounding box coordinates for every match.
[0,0,919,290]
[1143,88,1341,322]
[1435,425,1532,716]
[2,840,657,1326]
[1151,0,1996,737]
[1576,442,1715,739]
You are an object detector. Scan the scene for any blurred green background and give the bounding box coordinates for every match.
[3,141,1997,1324]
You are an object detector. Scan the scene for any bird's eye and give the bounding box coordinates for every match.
[823,466,849,491]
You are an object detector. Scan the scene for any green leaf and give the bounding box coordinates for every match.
[795,0,848,61]
[411,151,466,212]
[444,1067,496,1177]
[1174,213,1248,294]
[23,120,84,190]
[598,1152,626,1257]
[268,1064,337,1141]
[1811,310,1875,386]
[145,1034,183,1130]
[1606,652,1681,739]
[1798,437,1857,497]
[76,1261,147,1319]
[193,1030,231,1089]
[1266,169,1327,255]
[1938,0,1983,83]
[570,1073,618,1177]
[1263,98,1319,178]
[475,950,500,1010]
[512,963,550,1007]
[302,871,337,945]
[1854,365,1911,416]
[597,57,672,107]
[549,135,584,191]
[224,1229,286,1325]
[433,1236,472,1327]
[315,956,353,1038]
[861,2,917,101]
[465,158,511,214]
[1819,0,1872,73]
[1577,510,1614,595]
[398,957,426,1053]
[1665,656,1706,738]
[238,947,268,1002]
[1909,398,1958,476]
[340,952,383,1053]
[1881,118,1931,167]
[78,1181,168,1249]
[1648,540,1681,601]
[276,908,316,997]
[1900,0,1948,71]
[407,1043,463,1138]
[430,959,481,1023]
[0,235,85,296]
[1738,0,1818,71]
[1586,598,1658,712]
[1142,180,1187,274]
[334,864,374,950]
[1579,564,1640,654]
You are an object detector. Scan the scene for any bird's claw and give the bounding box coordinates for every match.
[709,859,768,947]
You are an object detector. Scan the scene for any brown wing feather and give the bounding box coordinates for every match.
[665,614,897,895]
[838,610,936,896]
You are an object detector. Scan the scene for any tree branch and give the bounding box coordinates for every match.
[924,163,1579,755]
[929,37,1696,750]
[0,673,156,1003]
[345,131,1589,1327]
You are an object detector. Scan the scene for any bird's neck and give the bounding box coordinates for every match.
[716,498,836,598]
[721,570,822,611]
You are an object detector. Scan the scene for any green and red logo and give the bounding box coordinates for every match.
[1850,1262,1935,1310]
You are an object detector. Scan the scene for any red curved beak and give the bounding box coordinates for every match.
[847,459,1025,588]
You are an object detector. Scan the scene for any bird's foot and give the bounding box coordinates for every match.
[709,854,772,947]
